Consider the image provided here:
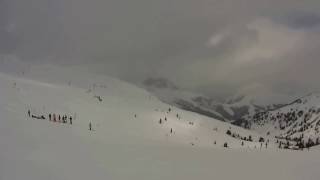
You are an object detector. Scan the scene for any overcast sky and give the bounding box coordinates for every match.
[1,0,320,98]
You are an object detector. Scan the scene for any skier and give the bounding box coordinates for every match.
[58,115,61,123]
[53,114,56,122]
[159,118,162,124]
[89,122,92,131]
[49,114,52,121]
[69,116,73,125]
[28,110,31,117]
[170,128,173,134]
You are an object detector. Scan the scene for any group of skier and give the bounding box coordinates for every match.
[28,110,73,125]
[48,113,73,125]
[28,109,94,131]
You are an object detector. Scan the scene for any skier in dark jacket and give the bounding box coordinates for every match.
[69,116,73,125]
[49,114,52,121]
[89,122,92,131]
[28,110,31,117]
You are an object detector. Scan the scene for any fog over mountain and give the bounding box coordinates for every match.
[1,0,320,99]
[2,2,320,179]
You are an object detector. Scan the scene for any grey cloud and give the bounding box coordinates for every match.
[1,0,320,98]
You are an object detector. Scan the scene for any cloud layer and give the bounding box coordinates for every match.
[1,0,320,98]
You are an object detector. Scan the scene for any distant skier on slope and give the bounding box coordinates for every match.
[89,122,92,131]
[64,115,67,123]
[28,110,31,117]
[69,116,73,125]
[49,114,52,121]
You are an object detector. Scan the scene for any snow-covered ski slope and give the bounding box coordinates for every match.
[0,65,320,180]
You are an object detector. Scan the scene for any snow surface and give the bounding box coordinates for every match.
[0,65,320,180]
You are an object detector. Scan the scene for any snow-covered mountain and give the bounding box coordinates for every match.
[142,78,229,121]
[0,64,287,180]
[224,84,297,127]
[0,63,320,179]
[142,79,294,128]
[142,77,320,150]
[248,93,320,149]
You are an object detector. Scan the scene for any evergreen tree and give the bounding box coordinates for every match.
[226,130,232,136]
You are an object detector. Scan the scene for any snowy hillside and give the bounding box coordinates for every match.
[142,78,229,121]
[142,78,294,128]
[0,65,320,180]
[1,66,269,149]
[224,84,297,127]
[250,93,320,149]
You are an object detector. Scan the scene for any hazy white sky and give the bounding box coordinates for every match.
[1,0,320,97]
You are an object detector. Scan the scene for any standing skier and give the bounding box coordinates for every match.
[28,110,31,117]
[89,122,92,131]
[49,114,52,121]
[69,116,73,125]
